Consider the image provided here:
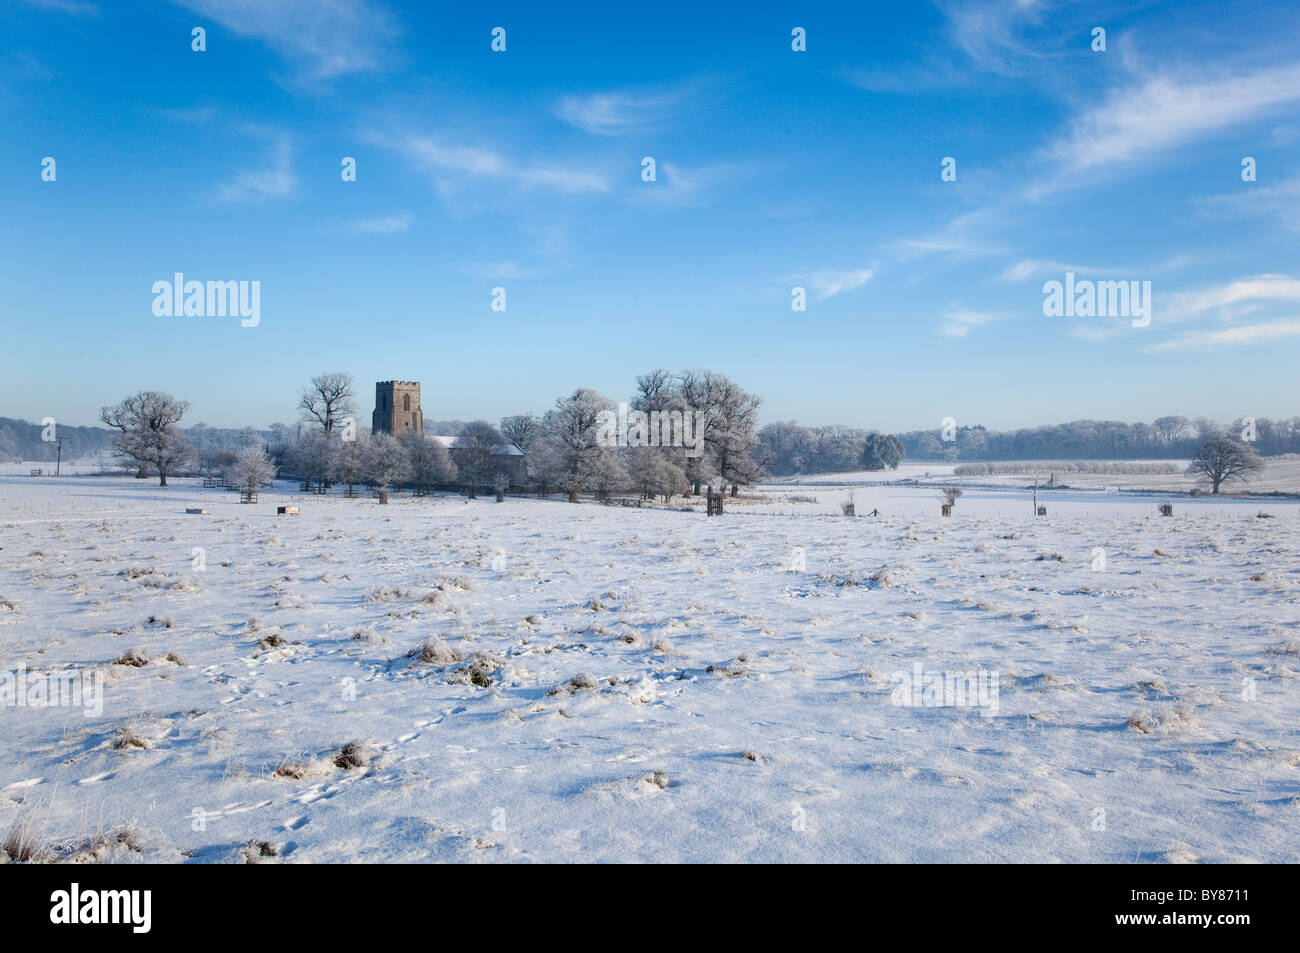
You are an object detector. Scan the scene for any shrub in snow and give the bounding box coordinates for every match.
[113,648,149,667]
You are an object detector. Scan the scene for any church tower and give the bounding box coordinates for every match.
[372,381,423,435]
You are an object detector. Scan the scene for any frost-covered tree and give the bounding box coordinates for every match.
[1190,434,1262,494]
[227,445,276,493]
[331,430,370,494]
[402,431,456,492]
[630,447,688,502]
[291,430,334,490]
[499,414,540,453]
[99,391,194,486]
[680,370,764,495]
[862,432,905,470]
[540,388,616,503]
[364,431,411,500]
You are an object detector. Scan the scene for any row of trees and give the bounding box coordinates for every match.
[759,422,905,475]
[899,416,1300,463]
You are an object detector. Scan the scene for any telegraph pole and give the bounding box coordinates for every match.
[56,436,64,476]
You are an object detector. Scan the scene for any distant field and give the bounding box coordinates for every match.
[765,457,1300,497]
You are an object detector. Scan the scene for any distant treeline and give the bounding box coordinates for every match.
[897,416,1300,463]
[953,461,1183,477]
[0,417,113,462]
[760,415,1300,475]
[0,417,278,465]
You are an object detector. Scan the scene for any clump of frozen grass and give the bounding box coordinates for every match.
[1035,553,1064,562]
[2,813,48,863]
[164,652,186,666]
[447,651,502,688]
[272,755,324,780]
[642,771,669,789]
[118,566,159,580]
[333,741,376,770]
[0,597,18,612]
[651,636,673,654]
[867,566,896,588]
[410,637,461,665]
[113,726,149,749]
[1127,708,1196,734]
[146,615,174,629]
[113,648,149,667]
[241,840,279,863]
[705,659,749,678]
[55,824,145,863]
[257,633,288,650]
[548,672,601,696]
[351,626,385,643]
[1267,638,1300,656]
[365,586,439,605]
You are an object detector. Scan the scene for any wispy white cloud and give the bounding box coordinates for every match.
[634,161,743,208]
[216,131,296,202]
[1162,274,1300,323]
[1146,318,1300,352]
[349,211,413,234]
[940,307,1005,337]
[467,261,541,281]
[796,267,876,302]
[1194,175,1300,231]
[555,82,701,135]
[379,133,609,195]
[12,0,99,14]
[1037,61,1300,193]
[169,0,399,82]
[937,0,1046,77]
[156,105,215,124]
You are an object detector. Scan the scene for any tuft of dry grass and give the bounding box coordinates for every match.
[2,814,48,863]
[113,648,149,667]
[333,741,374,770]
[411,637,461,666]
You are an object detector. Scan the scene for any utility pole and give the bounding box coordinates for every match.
[56,436,64,476]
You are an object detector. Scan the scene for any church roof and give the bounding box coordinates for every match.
[428,435,525,455]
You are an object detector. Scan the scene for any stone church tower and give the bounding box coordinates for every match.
[373,381,423,435]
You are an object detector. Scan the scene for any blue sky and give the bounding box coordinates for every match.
[2,0,1298,431]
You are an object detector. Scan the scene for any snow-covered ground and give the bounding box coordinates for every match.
[2,474,1298,862]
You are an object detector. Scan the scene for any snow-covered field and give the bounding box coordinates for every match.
[2,474,1298,863]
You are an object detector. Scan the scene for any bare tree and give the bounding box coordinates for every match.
[1190,434,1262,494]
[299,372,356,436]
[499,414,540,453]
[100,391,194,486]
[539,388,615,503]
[457,421,507,498]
